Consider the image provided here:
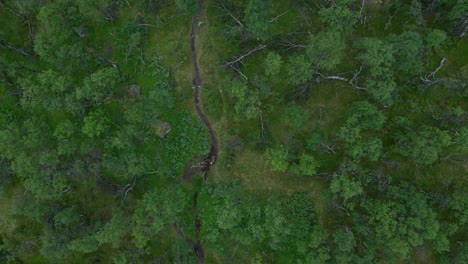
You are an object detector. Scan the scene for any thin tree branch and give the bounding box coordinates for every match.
[219,1,243,27]
[428,57,447,79]
[0,38,31,57]
[270,10,290,23]
[225,45,267,66]
[316,66,367,90]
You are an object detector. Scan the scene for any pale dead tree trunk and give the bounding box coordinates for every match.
[360,0,365,15]
[420,77,443,87]
[62,185,72,193]
[0,79,14,87]
[26,21,34,47]
[0,38,31,57]
[138,23,158,28]
[350,65,364,85]
[73,25,87,38]
[420,57,447,86]
[119,176,136,205]
[359,0,366,24]
[298,8,312,29]
[225,45,267,66]
[175,27,184,50]
[318,73,348,82]
[280,40,308,51]
[316,66,367,90]
[94,52,117,68]
[460,18,468,38]
[219,1,243,28]
[102,4,117,22]
[270,10,290,23]
[139,48,146,65]
[0,1,20,17]
[428,57,447,78]
[320,142,336,155]
[384,10,399,31]
[332,201,350,216]
[224,45,266,80]
[231,242,240,258]
[258,111,266,143]
[315,107,324,124]
[224,61,248,80]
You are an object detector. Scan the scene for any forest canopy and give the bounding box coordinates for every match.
[0,0,467,263]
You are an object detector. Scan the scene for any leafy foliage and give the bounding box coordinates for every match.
[265,145,290,172]
[396,124,451,165]
[0,0,466,263]
[244,0,273,41]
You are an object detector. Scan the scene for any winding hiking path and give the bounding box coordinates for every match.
[179,0,219,263]
[191,0,219,173]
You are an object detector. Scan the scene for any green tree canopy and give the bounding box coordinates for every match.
[396,124,451,165]
[133,187,189,248]
[264,51,283,78]
[292,153,319,176]
[244,0,273,41]
[307,31,346,71]
[76,67,120,105]
[265,145,290,172]
[356,38,396,105]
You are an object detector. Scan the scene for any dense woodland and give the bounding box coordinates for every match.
[0,0,467,263]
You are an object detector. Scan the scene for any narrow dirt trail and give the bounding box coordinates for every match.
[191,0,219,172]
[177,0,219,263]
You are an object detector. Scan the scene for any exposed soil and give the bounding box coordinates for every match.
[181,0,219,181]
[190,0,219,176]
[176,0,218,263]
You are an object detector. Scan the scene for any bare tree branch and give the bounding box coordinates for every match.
[270,10,290,23]
[428,57,447,79]
[384,10,399,31]
[280,40,308,51]
[316,66,367,90]
[175,26,184,50]
[420,57,447,87]
[225,45,267,66]
[0,37,31,57]
[117,176,136,205]
[229,63,248,80]
[360,0,366,24]
[138,23,158,28]
[0,1,20,17]
[219,1,243,27]
[460,18,468,38]
[258,111,266,142]
[360,0,365,16]
[320,142,336,155]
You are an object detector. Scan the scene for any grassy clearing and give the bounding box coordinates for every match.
[0,188,19,237]
[149,10,193,95]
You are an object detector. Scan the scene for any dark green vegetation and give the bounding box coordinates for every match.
[0,0,467,263]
